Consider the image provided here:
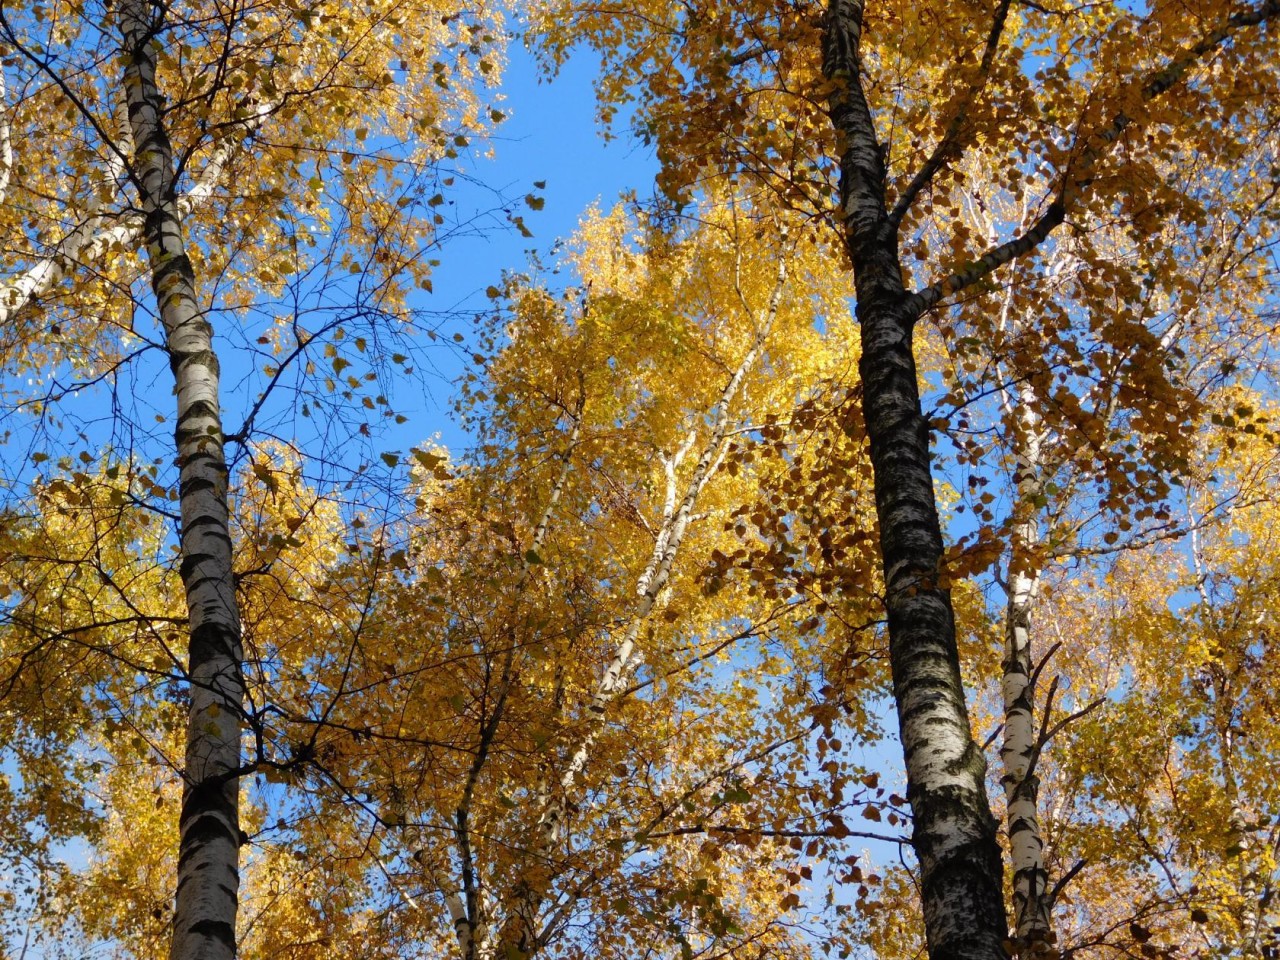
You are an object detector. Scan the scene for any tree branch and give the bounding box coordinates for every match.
[887,0,1013,228]
[905,0,1280,317]
[905,200,1065,317]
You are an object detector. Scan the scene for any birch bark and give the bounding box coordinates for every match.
[118,2,245,958]
[0,70,12,205]
[1000,392,1051,948]
[971,210,1053,951]
[820,2,1279,955]
[822,2,1008,956]
[549,255,787,813]
[0,70,284,327]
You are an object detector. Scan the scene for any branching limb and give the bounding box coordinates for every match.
[906,200,1065,317]
[1048,858,1088,909]
[887,0,1013,228]
[443,389,587,959]
[905,0,1280,318]
[0,62,299,325]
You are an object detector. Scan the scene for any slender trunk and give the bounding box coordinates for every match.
[118,3,245,958]
[817,3,1279,953]
[498,257,788,958]
[1227,764,1262,959]
[1001,395,1051,947]
[851,244,1008,960]
[544,259,784,818]
[0,69,12,205]
[823,2,1008,957]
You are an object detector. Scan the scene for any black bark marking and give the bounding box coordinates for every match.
[188,622,241,669]
[187,920,236,951]
[823,1,1010,953]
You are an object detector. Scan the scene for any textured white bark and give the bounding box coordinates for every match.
[1227,770,1262,958]
[118,2,245,958]
[0,69,12,205]
[824,3,1010,954]
[1000,390,1051,946]
[431,861,477,958]
[636,429,696,597]
[552,259,786,816]
[495,256,790,957]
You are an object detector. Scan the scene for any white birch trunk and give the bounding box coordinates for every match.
[0,68,12,206]
[1000,390,1051,947]
[496,256,788,957]
[1224,741,1262,959]
[549,260,785,821]
[118,2,245,957]
[823,2,1010,954]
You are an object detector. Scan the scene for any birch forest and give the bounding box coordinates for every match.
[0,0,1278,958]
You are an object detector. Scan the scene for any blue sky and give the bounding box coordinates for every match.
[400,41,658,451]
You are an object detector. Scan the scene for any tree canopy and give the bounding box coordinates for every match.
[0,0,1278,959]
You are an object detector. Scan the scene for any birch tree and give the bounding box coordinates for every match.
[2,0,1279,955]
[0,0,504,953]
[255,200,890,960]
[529,0,1280,954]
[913,155,1278,951]
[1000,406,1280,958]
[117,0,245,953]
[827,7,1277,954]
